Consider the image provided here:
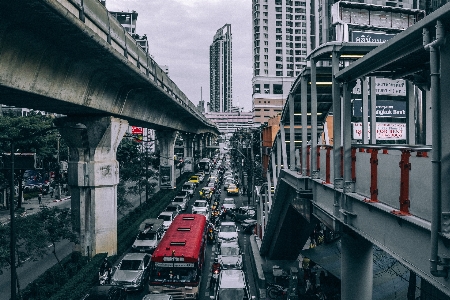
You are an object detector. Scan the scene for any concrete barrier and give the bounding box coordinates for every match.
[249,235,267,299]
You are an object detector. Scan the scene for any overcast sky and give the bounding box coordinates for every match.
[106,0,253,112]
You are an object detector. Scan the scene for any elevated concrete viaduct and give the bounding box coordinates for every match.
[0,0,219,256]
[258,3,450,298]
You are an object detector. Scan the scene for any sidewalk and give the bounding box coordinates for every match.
[249,235,301,299]
[0,194,71,225]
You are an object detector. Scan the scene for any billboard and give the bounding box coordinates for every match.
[352,122,406,140]
[351,31,396,43]
[353,100,406,118]
[352,78,406,96]
[159,165,174,189]
[183,157,193,173]
[131,126,143,134]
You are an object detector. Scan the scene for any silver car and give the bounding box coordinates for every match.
[111,253,151,291]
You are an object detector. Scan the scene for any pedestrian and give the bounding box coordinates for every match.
[38,194,42,205]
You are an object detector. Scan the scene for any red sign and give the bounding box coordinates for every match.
[131,126,143,134]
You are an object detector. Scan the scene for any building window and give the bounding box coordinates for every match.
[254,84,261,93]
[255,70,260,76]
[273,84,283,94]
[275,0,282,5]
[264,69,268,74]
[276,35,282,40]
[264,48,268,52]
[276,49,282,54]
[264,84,270,94]
[275,7,282,12]
[276,63,283,69]
[276,56,283,61]
[276,28,282,33]
[276,42,282,47]
[264,55,269,59]
[276,14,282,19]
[264,62,268,66]
[264,41,268,45]
[276,21,282,26]
[276,71,283,76]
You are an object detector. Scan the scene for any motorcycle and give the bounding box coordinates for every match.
[99,270,110,285]
[207,228,215,244]
[266,283,288,299]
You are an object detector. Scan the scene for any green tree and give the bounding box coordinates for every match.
[116,138,157,214]
[0,113,61,208]
[0,207,76,297]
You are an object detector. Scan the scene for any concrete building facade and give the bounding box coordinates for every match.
[210,24,232,112]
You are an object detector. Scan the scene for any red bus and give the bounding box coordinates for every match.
[149,214,207,299]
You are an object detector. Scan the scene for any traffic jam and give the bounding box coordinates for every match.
[87,154,257,300]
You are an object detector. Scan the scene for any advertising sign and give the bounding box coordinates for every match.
[351,31,396,43]
[159,165,173,189]
[352,122,406,140]
[183,157,193,173]
[352,78,406,96]
[131,126,143,134]
[353,100,406,118]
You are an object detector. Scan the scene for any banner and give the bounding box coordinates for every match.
[353,99,406,118]
[183,157,193,173]
[159,165,173,189]
[352,122,406,140]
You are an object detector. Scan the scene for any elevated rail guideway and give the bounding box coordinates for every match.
[0,0,219,258]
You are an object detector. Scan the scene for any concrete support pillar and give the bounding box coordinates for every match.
[289,94,296,171]
[311,59,318,177]
[341,232,373,299]
[343,82,353,185]
[195,135,203,159]
[276,135,282,176]
[280,123,288,170]
[183,134,194,158]
[301,76,308,176]
[156,130,177,189]
[369,77,377,145]
[57,116,128,257]
[361,77,369,144]
[271,148,278,189]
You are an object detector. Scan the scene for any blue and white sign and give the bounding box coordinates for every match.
[353,100,406,118]
[352,31,396,43]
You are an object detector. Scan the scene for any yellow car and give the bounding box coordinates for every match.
[227,184,239,196]
[189,175,200,185]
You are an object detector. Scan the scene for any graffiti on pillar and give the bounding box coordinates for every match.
[159,165,173,189]
[101,165,112,177]
[183,157,193,173]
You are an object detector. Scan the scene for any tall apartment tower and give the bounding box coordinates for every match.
[210,24,233,112]
[252,0,309,126]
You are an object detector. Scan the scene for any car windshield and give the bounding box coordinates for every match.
[221,225,236,232]
[223,200,234,205]
[173,198,184,203]
[194,201,207,207]
[228,185,237,189]
[158,215,172,221]
[221,246,240,256]
[182,185,192,190]
[218,289,245,300]
[119,259,143,270]
[137,232,156,240]
[151,267,198,283]
[165,206,178,212]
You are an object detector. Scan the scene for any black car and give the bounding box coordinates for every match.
[81,285,127,300]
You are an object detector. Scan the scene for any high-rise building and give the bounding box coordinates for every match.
[210,24,232,112]
[252,0,308,126]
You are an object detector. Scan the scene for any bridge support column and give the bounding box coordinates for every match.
[183,133,195,172]
[57,116,128,257]
[156,130,177,189]
[341,232,373,299]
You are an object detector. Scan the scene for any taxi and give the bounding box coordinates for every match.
[227,184,239,196]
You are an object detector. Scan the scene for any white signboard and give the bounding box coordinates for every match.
[154,262,195,268]
[352,78,406,96]
[352,122,406,140]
